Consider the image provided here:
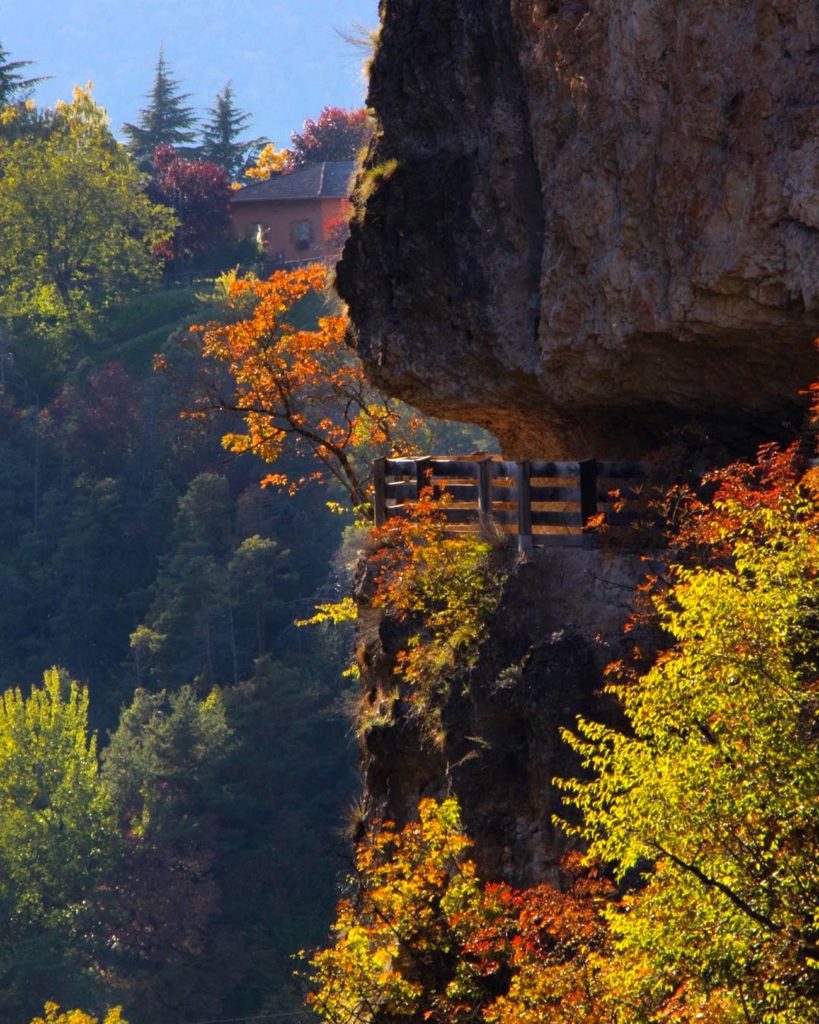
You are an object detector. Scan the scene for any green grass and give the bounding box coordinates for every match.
[90,287,200,371]
[104,287,199,343]
[105,324,185,372]
[90,273,334,376]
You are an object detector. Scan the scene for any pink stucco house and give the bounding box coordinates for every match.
[229,160,355,266]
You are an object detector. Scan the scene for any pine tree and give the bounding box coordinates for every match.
[200,82,262,180]
[0,41,46,106]
[122,49,197,168]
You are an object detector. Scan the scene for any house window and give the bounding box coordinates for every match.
[291,219,314,250]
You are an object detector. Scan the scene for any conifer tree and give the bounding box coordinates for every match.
[200,82,262,180]
[122,49,197,168]
[0,41,46,106]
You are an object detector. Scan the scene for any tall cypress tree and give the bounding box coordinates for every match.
[200,82,262,179]
[123,49,198,168]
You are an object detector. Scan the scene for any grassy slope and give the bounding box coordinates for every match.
[93,287,200,371]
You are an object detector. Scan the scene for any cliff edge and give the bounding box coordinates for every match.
[338,0,819,455]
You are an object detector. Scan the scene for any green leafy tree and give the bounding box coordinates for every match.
[217,655,355,1014]
[200,82,263,180]
[122,50,197,168]
[559,449,819,1023]
[0,86,175,347]
[0,667,116,915]
[0,668,118,1016]
[45,476,135,687]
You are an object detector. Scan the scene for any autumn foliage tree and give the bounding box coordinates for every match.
[323,211,352,251]
[365,491,507,701]
[304,798,615,1024]
[46,361,140,476]
[559,442,819,1023]
[148,145,231,266]
[186,264,423,509]
[482,861,614,1024]
[304,797,501,1024]
[241,107,370,183]
[31,1004,125,1024]
[242,142,290,182]
[289,106,371,167]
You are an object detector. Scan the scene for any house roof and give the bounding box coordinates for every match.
[230,161,356,203]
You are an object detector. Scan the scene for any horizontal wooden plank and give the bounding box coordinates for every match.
[385,458,418,472]
[531,509,583,527]
[386,457,647,475]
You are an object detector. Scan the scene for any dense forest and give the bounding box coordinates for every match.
[0,45,352,1022]
[0,43,489,1023]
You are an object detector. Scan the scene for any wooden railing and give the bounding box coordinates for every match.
[373,456,646,549]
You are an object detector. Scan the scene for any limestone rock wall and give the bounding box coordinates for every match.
[353,549,647,885]
[338,0,819,455]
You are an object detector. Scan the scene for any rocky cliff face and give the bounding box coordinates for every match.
[338,0,819,455]
[354,548,647,885]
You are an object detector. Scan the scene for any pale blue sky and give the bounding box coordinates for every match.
[1,0,378,145]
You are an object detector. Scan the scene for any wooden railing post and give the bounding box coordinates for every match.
[516,460,533,554]
[414,456,431,499]
[477,458,492,528]
[373,457,387,527]
[578,458,598,526]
